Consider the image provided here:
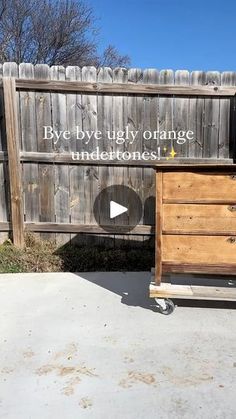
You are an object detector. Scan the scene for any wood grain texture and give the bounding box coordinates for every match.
[155,171,163,285]
[163,171,236,202]
[163,235,236,264]
[13,78,236,96]
[189,71,206,157]
[24,222,152,234]
[1,63,19,243]
[163,203,236,234]
[219,72,236,158]
[162,262,236,275]
[19,153,234,166]
[97,67,114,246]
[204,72,220,158]
[174,70,189,157]
[51,66,70,244]
[3,77,24,247]
[1,65,236,247]
[35,65,55,240]
[19,63,39,223]
[150,282,236,300]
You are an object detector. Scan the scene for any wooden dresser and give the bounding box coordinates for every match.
[155,165,236,286]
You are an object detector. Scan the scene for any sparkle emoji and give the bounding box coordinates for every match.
[166,146,177,160]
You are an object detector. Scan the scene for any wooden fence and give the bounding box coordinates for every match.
[0,62,236,248]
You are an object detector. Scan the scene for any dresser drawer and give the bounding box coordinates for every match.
[163,204,236,234]
[163,235,236,264]
[163,172,236,202]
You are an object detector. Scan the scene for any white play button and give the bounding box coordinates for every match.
[110,200,128,219]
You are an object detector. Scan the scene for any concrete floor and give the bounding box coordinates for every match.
[0,272,236,419]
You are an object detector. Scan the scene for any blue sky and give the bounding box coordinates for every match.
[91,0,236,71]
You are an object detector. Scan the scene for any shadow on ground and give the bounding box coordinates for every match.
[74,271,236,313]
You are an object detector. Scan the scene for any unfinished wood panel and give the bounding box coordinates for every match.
[174,70,189,157]
[203,72,220,158]
[162,262,236,275]
[155,171,163,285]
[163,171,236,202]
[163,235,236,264]
[3,77,24,247]
[150,282,236,300]
[51,66,70,245]
[163,203,236,234]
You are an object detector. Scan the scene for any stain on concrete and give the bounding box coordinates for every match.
[103,336,117,344]
[161,366,214,386]
[119,371,156,388]
[35,361,98,397]
[1,367,14,374]
[35,364,56,376]
[35,363,97,378]
[53,342,78,361]
[79,397,93,409]
[123,356,134,364]
[23,349,35,358]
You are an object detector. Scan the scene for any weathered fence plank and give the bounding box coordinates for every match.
[175,70,190,157]
[13,78,236,96]
[204,72,221,157]
[51,66,70,245]
[189,71,206,157]
[19,63,39,223]
[3,77,24,247]
[0,64,236,248]
[219,72,236,158]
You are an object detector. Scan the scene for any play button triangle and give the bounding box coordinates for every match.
[110,200,128,219]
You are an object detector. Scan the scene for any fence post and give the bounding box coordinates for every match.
[3,77,24,248]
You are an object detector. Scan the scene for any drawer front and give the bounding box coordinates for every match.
[163,172,236,202]
[163,204,236,234]
[163,235,236,264]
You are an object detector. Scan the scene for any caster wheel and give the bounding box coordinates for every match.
[154,298,175,315]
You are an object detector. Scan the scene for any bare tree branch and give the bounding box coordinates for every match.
[0,0,130,68]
